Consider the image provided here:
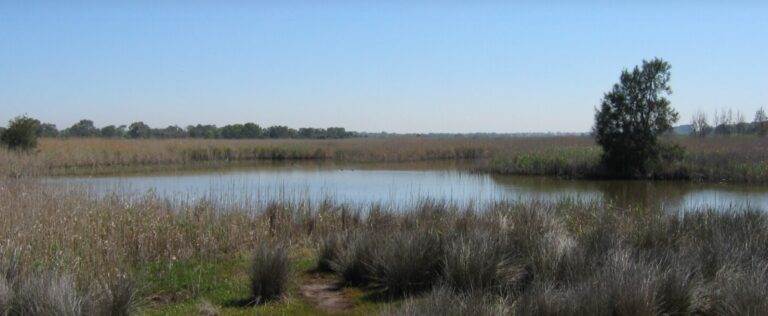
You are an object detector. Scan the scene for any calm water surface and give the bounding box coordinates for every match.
[46,162,768,211]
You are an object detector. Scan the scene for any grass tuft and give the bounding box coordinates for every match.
[249,242,290,304]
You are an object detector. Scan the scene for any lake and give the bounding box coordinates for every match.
[45,161,768,211]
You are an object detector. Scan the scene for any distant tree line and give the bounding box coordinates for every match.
[690,107,768,137]
[1,117,356,141]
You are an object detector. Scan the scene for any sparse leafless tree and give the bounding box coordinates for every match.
[690,111,710,137]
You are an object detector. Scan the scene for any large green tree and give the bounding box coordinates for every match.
[66,119,98,137]
[593,58,680,177]
[1,116,39,150]
[128,121,152,139]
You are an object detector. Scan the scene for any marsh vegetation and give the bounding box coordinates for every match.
[2,179,768,315]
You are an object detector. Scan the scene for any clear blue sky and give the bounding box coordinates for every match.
[1,1,766,133]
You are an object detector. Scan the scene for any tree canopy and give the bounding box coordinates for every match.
[1,116,39,150]
[594,58,681,177]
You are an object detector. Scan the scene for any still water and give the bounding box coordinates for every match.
[46,162,768,211]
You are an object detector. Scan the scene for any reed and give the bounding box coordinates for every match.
[0,136,591,177]
[2,178,768,314]
[3,135,768,183]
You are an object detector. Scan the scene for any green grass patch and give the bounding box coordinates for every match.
[136,255,385,315]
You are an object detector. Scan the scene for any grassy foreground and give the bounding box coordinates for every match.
[2,179,768,315]
[3,135,768,183]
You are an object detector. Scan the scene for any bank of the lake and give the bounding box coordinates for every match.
[2,178,768,315]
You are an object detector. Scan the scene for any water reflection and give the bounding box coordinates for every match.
[489,174,768,211]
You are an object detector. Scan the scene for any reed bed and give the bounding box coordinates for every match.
[0,136,591,177]
[3,135,768,183]
[485,135,768,183]
[2,178,767,314]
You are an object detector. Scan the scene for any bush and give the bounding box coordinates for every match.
[316,233,341,273]
[250,242,290,304]
[14,272,87,316]
[1,116,39,150]
[0,257,137,316]
[441,231,525,294]
[711,263,768,315]
[366,229,443,297]
[320,230,377,286]
[90,273,138,316]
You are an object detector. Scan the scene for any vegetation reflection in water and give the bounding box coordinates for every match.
[45,161,768,211]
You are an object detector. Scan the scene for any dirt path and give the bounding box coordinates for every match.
[299,278,352,313]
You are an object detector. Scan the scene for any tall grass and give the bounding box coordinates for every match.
[3,135,767,183]
[3,178,768,313]
[249,243,290,304]
[0,136,589,177]
[314,201,768,314]
[485,135,768,183]
[0,267,136,316]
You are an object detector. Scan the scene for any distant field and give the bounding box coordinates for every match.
[2,135,768,183]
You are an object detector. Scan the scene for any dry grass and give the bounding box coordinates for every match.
[3,135,767,182]
[0,136,593,177]
[249,242,290,304]
[2,177,768,314]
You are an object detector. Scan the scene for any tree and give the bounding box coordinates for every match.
[66,119,98,137]
[755,107,768,136]
[155,125,186,138]
[100,125,119,138]
[187,124,219,138]
[714,108,734,135]
[37,123,59,137]
[735,110,748,134]
[326,127,350,139]
[298,127,325,139]
[267,125,291,138]
[220,124,245,139]
[690,111,710,137]
[241,123,263,138]
[593,58,680,177]
[1,116,39,150]
[128,121,151,139]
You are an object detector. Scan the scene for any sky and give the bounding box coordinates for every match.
[1,1,767,133]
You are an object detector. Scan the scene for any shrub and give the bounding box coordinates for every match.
[90,273,138,316]
[328,230,378,286]
[316,234,341,273]
[441,231,526,294]
[14,272,87,316]
[711,263,768,315]
[366,229,443,297]
[1,116,39,150]
[250,242,290,304]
